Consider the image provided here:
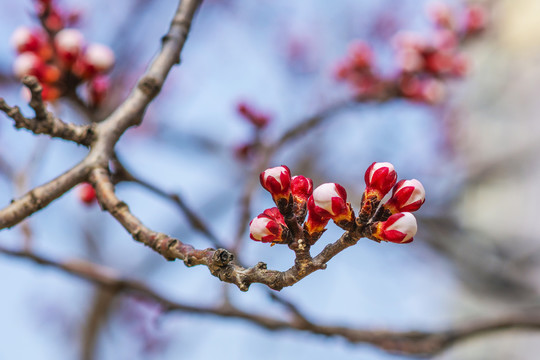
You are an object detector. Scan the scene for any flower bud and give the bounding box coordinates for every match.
[260,165,292,205]
[87,75,110,106]
[372,212,417,244]
[74,43,115,78]
[364,162,397,199]
[55,28,85,67]
[385,179,425,214]
[290,175,313,222]
[78,183,96,206]
[249,207,288,244]
[11,27,44,54]
[291,176,313,204]
[310,183,353,223]
[13,52,44,79]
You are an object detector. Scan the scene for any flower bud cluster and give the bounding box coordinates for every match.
[360,162,425,243]
[250,163,425,246]
[335,3,487,104]
[10,0,114,104]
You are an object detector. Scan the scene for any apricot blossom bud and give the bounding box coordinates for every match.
[55,28,85,66]
[88,75,110,106]
[309,183,354,227]
[291,175,313,203]
[260,165,292,204]
[13,52,43,79]
[249,207,288,244]
[75,43,115,78]
[385,179,425,214]
[372,212,417,244]
[364,162,397,199]
[11,27,45,54]
[85,43,115,72]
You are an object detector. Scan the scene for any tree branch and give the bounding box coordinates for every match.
[0,77,95,146]
[2,243,539,357]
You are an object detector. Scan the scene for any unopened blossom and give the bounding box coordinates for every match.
[54,28,85,66]
[10,27,50,58]
[309,183,353,223]
[249,207,288,244]
[385,179,426,214]
[364,162,397,199]
[74,43,115,78]
[371,212,417,244]
[291,175,313,204]
[260,165,292,205]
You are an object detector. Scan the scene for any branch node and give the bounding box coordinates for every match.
[137,77,161,99]
[213,248,234,267]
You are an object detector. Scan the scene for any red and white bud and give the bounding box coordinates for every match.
[11,27,43,53]
[309,183,353,223]
[13,52,44,79]
[75,43,115,78]
[260,165,292,204]
[372,212,417,244]
[364,162,397,199]
[291,175,313,203]
[249,207,288,244]
[385,179,425,214]
[55,28,85,66]
[85,43,115,72]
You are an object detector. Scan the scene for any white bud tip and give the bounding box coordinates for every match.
[85,43,115,72]
[263,166,287,185]
[312,183,339,215]
[10,27,33,49]
[55,28,85,52]
[13,52,39,79]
